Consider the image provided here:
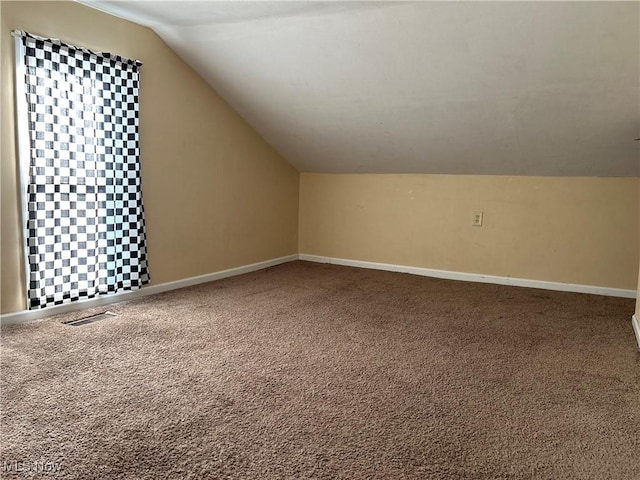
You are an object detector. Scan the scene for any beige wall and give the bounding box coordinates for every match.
[299,174,639,290]
[0,1,299,314]
[637,177,640,317]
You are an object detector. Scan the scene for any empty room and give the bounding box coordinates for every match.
[1,1,639,478]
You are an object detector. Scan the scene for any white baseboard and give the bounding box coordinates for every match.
[298,254,637,299]
[632,315,640,351]
[3,253,636,327]
[0,254,298,326]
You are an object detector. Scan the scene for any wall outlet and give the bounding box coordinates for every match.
[472,211,483,227]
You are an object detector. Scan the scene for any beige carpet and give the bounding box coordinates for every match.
[1,261,639,479]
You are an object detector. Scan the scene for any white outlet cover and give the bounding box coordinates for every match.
[472,211,484,226]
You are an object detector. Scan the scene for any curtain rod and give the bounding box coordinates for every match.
[11,29,143,67]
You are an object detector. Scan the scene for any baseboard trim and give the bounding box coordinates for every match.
[632,315,640,351]
[0,254,298,326]
[298,254,637,299]
[3,253,635,326]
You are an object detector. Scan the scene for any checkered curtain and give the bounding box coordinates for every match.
[15,31,150,309]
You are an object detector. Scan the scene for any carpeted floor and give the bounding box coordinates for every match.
[1,261,639,479]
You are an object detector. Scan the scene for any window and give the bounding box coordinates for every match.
[13,31,150,310]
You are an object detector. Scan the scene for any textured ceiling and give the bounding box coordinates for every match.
[81,1,639,176]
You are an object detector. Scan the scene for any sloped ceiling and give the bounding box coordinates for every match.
[81,1,639,176]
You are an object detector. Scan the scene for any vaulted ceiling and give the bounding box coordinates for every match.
[81,1,639,176]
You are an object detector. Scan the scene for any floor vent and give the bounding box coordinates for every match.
[64,311,118,327]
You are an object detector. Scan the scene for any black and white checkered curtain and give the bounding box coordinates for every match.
[15,31,150,309]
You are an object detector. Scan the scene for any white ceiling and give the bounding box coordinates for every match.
[81,1,639,176]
